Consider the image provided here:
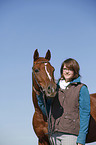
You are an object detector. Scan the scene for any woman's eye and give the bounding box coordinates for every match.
[35,69,39,73]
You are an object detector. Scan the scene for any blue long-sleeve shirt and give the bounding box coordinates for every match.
[76,85,90,145]
[37,77,90,145]
[36,93,52,116]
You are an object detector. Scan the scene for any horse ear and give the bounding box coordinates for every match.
[34,49,39,61]
[45,50,51,61]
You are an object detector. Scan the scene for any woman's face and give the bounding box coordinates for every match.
[63,64,74,82]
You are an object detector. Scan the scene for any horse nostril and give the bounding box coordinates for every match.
[48,86,51,90]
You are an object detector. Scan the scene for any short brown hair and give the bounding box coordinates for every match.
[60,58,80,81]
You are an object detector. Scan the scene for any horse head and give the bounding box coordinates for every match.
[32,49,56,97]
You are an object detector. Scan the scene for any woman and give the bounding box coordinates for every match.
[37,58,90,145]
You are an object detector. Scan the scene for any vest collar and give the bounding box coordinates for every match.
[57,76,81,89]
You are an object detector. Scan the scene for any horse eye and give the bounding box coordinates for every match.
[35,69,39,73]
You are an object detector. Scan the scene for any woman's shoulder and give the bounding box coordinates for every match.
[79,84,90,97]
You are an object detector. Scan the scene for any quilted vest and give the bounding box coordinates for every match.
[48,83,84,136]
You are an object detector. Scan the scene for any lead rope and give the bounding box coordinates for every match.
[42,93,54,143]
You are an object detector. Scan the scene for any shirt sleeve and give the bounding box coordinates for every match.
[76,85,90,145]
[36,93,52,116]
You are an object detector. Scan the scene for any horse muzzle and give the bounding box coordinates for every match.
[43,84,57,97]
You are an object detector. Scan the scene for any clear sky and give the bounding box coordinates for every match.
[0,0,96,145]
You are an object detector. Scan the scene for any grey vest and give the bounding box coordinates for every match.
[49,82,84,136]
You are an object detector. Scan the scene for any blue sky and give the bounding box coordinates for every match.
[0,0,96,145]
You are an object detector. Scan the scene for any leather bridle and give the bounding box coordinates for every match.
[32,61,51,119]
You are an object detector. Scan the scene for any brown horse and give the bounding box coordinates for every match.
[86,93,96,143]
[32,49,96,144]
[32,49,56,145]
